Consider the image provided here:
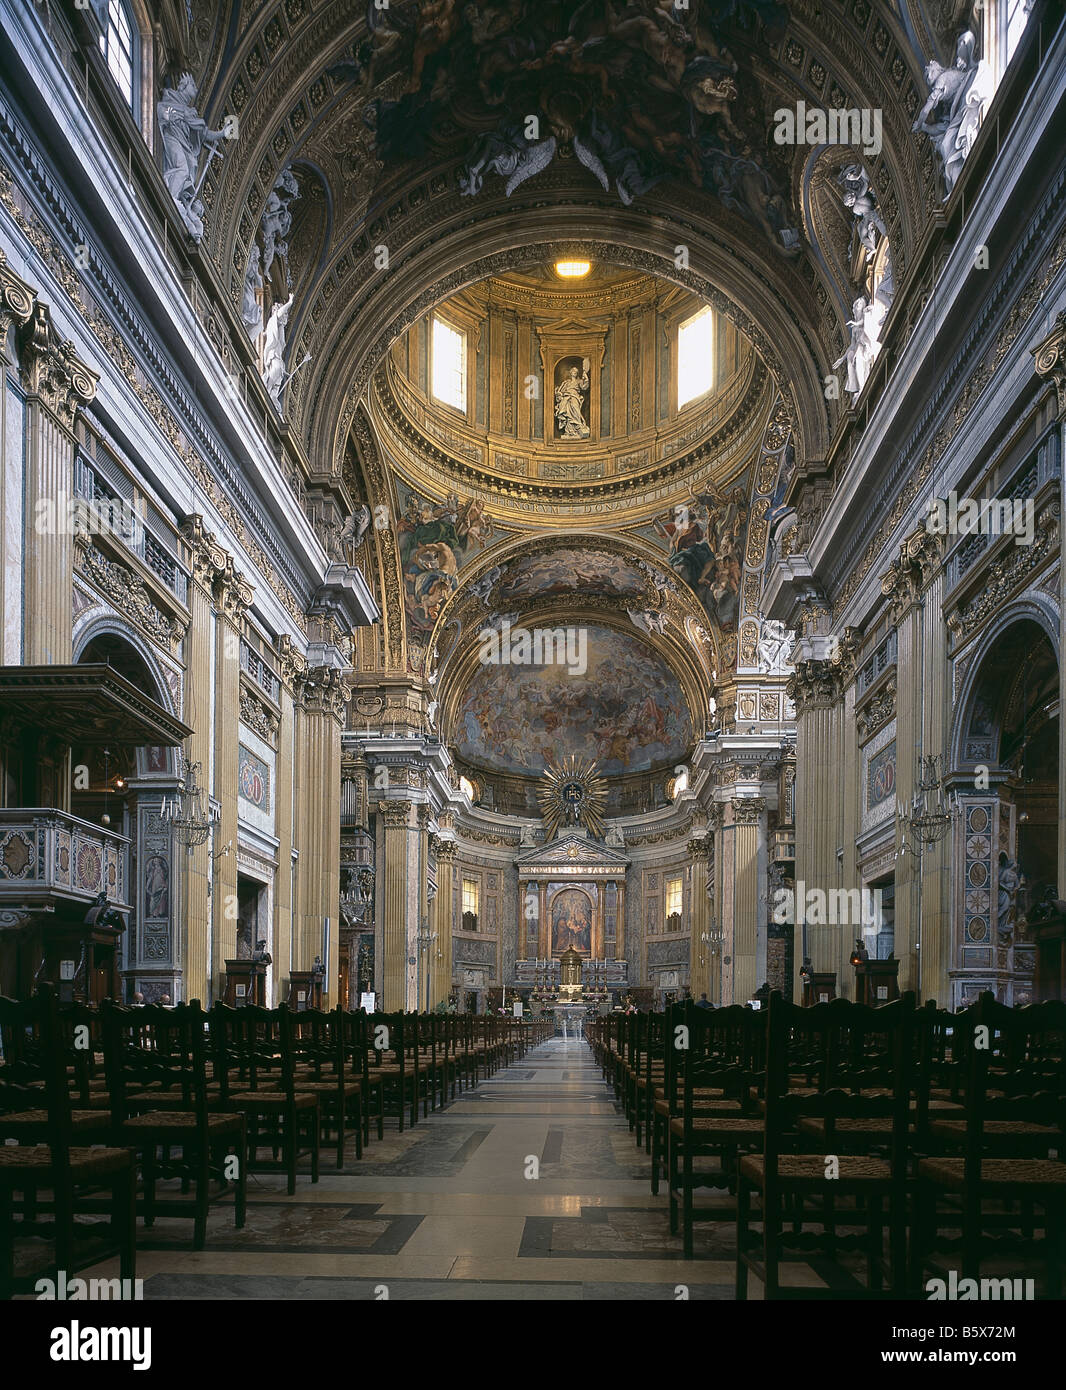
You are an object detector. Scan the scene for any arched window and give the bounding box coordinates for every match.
[99,0,136,113]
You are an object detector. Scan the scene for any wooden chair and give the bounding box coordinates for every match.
[101,998,247,1249]
[0,988,136,1297]
[735,993,918,1299]
[208,1002,319,1197]
[913,993,1066,1296]
[290,1006,365,1166]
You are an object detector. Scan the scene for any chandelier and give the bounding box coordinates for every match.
[161,753,216,849]
[897,754,958,854]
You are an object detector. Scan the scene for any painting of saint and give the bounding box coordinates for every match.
[145,855,169,919]
[551,889,593,955]
[650,484,749,630]
[397,485,496,633]
[554,357,591,439]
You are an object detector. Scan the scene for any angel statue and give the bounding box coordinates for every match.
[837,164,887,260]
[833,296,882,403]
[336,505,372,563]
[913,31,992,195]
[241,246,263,339]
[458,126,558,197]
[157,74,228,240]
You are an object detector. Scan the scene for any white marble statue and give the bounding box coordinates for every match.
[838,164,887,261]
[261,167,300,278]
[519,824,537,848]
[337,505,372,562]
[241,245,263,338]
[605,825,625,849]
[157,74,227,240]
[833,296,883,403]
[628,609,667,636]
[913,31,992,195]
[262,293,294,406]
[757,620,795,674]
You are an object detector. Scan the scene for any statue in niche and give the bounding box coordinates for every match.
[261,168,301,279]
[262,294,294,406]
[913,31,993,195]
[241,246,263,339]
[833,296,883,403]
[554,358,591,439]
[157,74,227,240]
[997,855,1024,943]
[838,164,887,260]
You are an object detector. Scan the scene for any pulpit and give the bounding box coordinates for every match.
[288,970,313,1011]
[224,958,267,1007]
[853,958,900,1006]
[801,971,836,1006]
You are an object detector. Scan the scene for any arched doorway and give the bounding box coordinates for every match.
[952,617,1061,1004]
[74,630,180,1003]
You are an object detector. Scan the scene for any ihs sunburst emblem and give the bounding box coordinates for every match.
[537,756,607,841]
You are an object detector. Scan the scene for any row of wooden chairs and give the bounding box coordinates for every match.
[0,990,550,1297]
[590,993,1066,1298]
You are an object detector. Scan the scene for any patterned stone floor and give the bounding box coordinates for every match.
[69,1036,857,1300]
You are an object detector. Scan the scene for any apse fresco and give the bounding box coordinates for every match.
[636,477,751,631]
[456,625,692,776]
[396,481,499,633]
[498,548,645,601]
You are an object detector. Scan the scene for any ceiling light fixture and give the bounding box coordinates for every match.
[554,259,591,279]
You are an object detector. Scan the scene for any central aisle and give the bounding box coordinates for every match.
[122,1035,737,1300]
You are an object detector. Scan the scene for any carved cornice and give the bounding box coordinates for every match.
[0,247,34,359]
[880,525,945,621]
[18,301,97,429]
[856,677,896,743]
[946,502,1060,645]
[298,664,350,722]
[239,685,280,744]
[1032,310,1066,419]
[180,514,231,589]
[79,544,187,650]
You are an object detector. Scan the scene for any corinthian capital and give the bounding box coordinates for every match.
[299,664,350,722]
[0,249,34,360]
[732,797,766,825]
[1032,310,1066,418]
[786,658,840,712]
[19,301,97,429]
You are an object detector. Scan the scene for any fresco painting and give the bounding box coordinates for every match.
[639,480,750,631]
[397,482,497,633]
[457,624,692,776]
[498,548,645,601]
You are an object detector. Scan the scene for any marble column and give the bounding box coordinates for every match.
[378,799,414,1010]
[210,571,251,998]
[729,797,766,1005]
[294,667,347,1002]
[432,839,457,1007]
[688,832,712,1000]
[788,660,842,990]
[18,301,97,665]
[175,517,227,1005]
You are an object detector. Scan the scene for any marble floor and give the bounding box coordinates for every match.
[74,1036,855,1300]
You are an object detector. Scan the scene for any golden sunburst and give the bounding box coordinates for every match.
[537,756,608,841]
